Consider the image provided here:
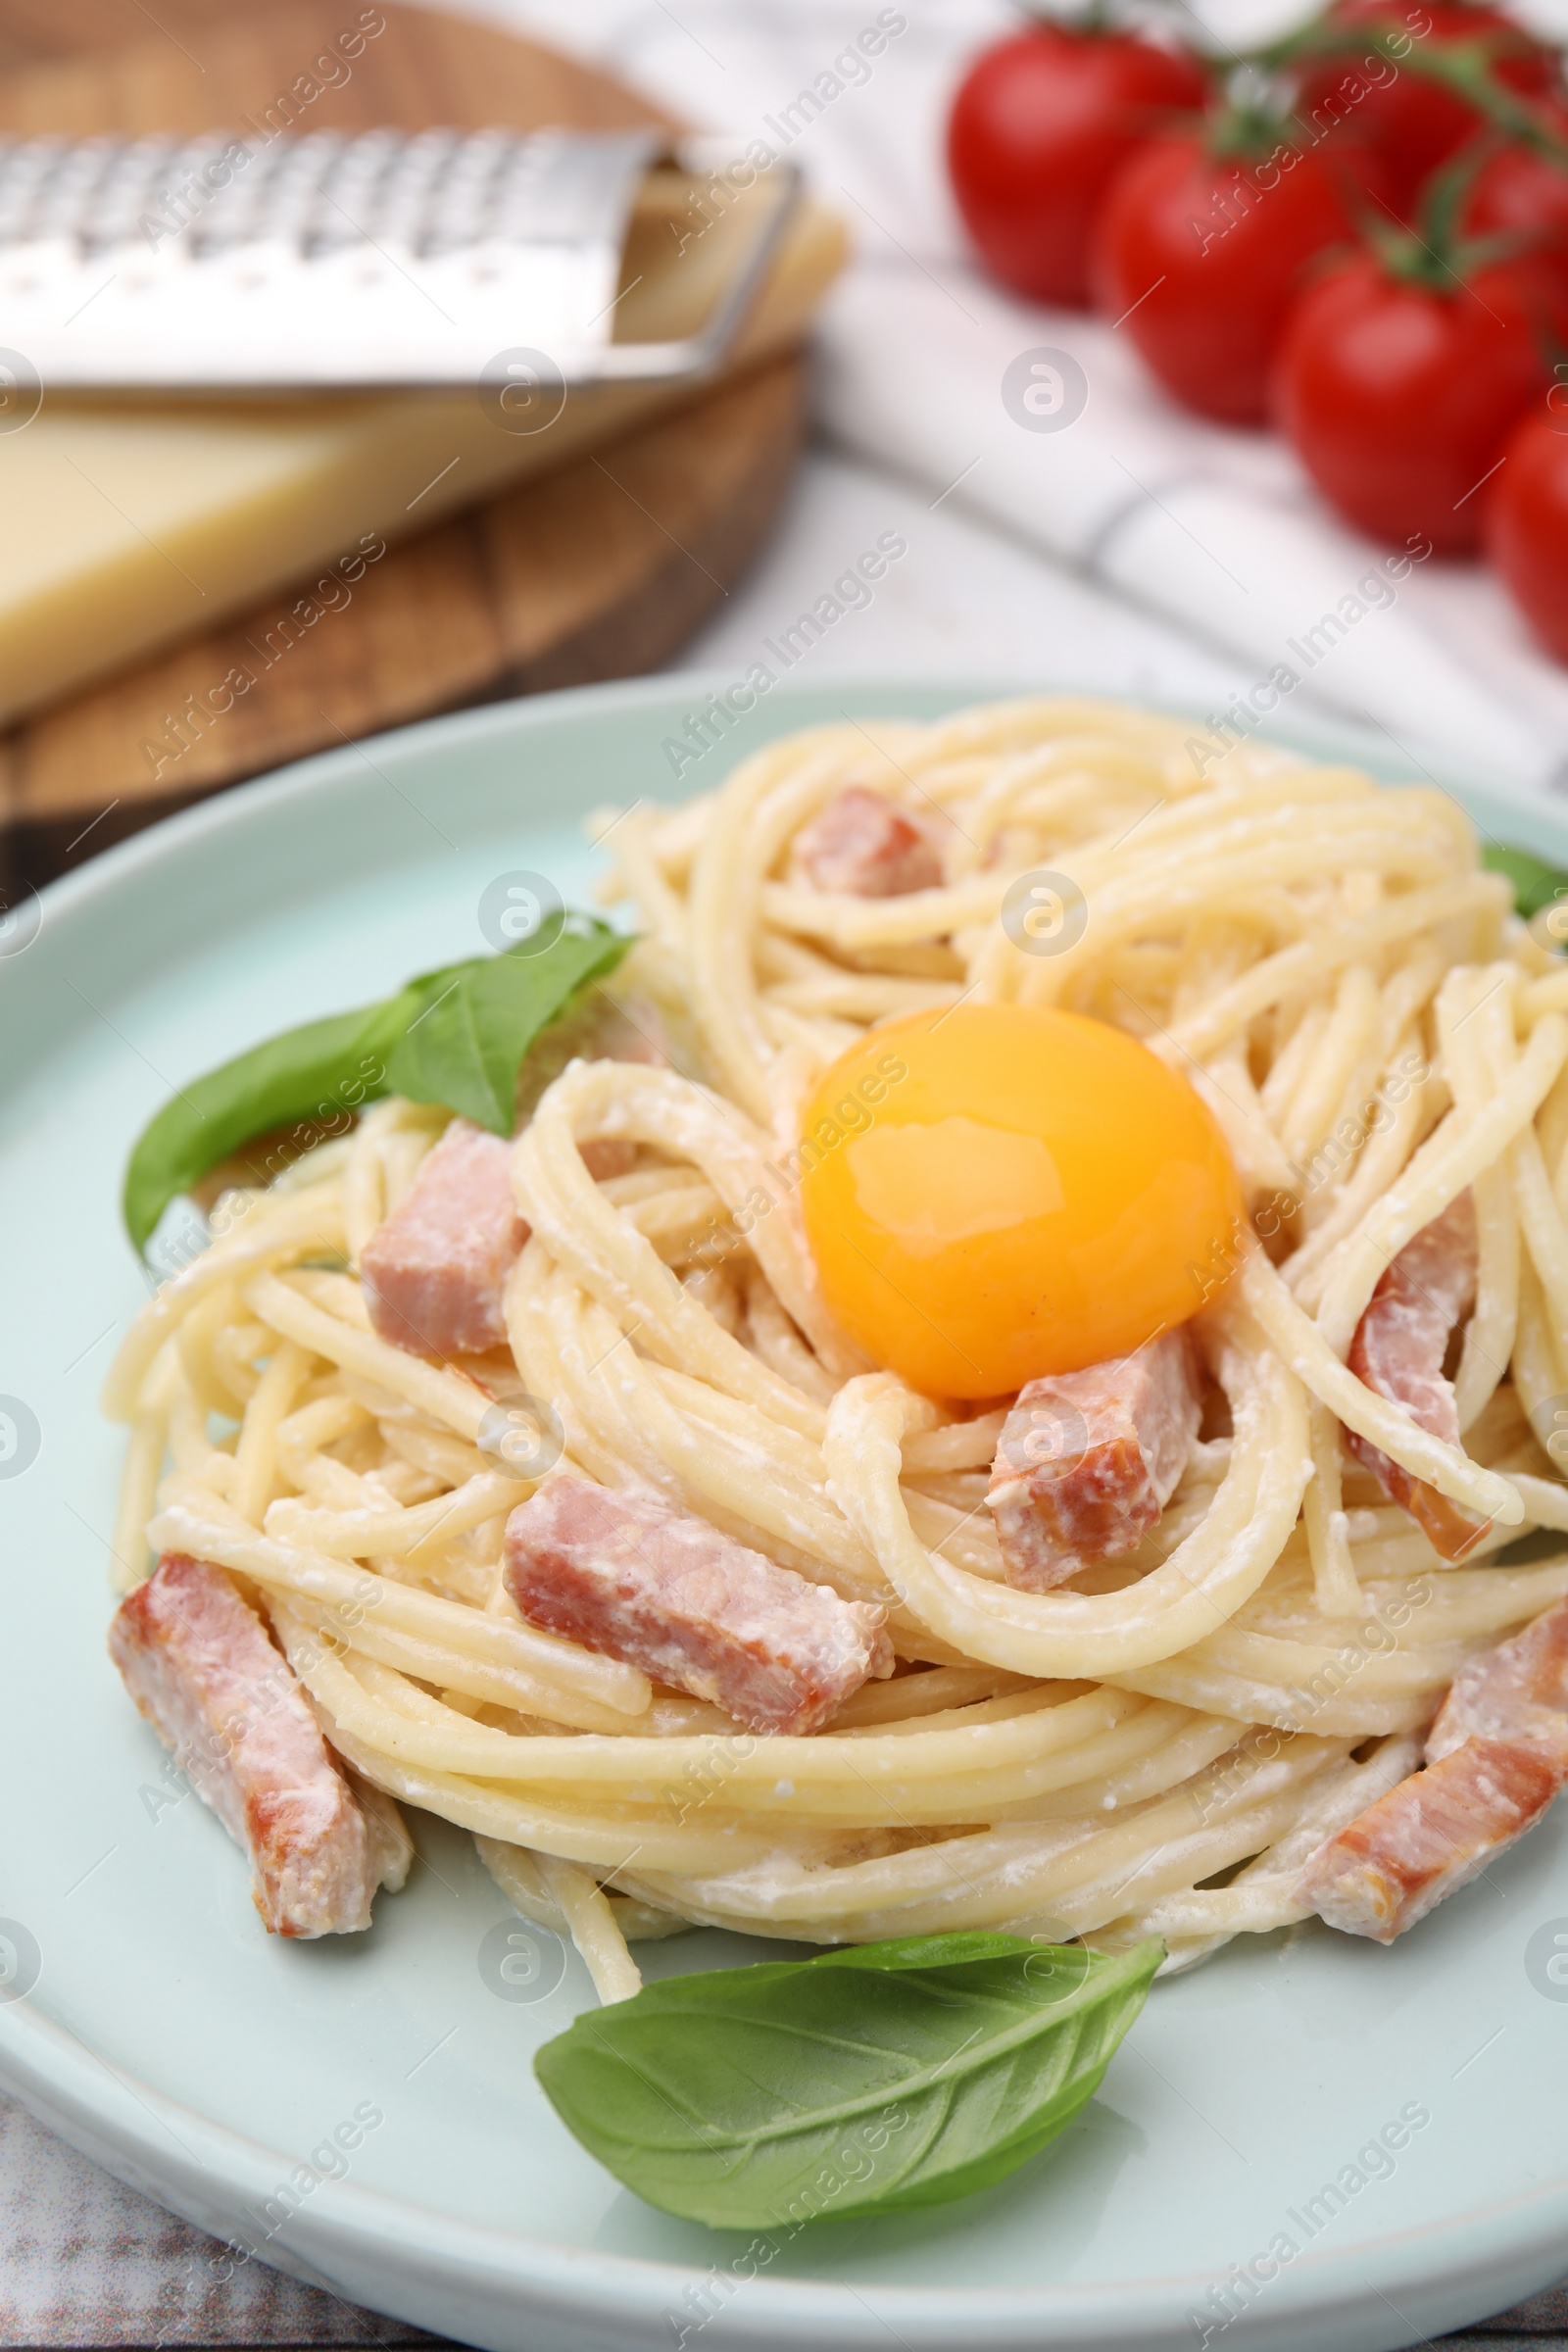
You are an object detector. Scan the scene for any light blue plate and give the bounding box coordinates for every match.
[2,675,1567,2352]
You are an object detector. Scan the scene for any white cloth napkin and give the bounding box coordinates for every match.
[813,260,1567,790]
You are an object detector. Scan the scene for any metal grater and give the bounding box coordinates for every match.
[0,127,799,390]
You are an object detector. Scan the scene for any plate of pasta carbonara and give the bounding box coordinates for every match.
[4,679,1568,2352]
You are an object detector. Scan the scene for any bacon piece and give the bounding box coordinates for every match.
[514,986,668,1131]
[503,1475,893,1735]
[1427,1597,1568,1768]
[1296,1738,1565,1941]
[1346,1193,1490,1562]
[109,1554,406,1937]
[987,1331,1201,1592]
[363,993,666,1359]
[795,787,944,899]
[346,1768,416,1891]
[579,1139,638,1182]
[1301,1597,1568,1941]
[363,1118,524,1359]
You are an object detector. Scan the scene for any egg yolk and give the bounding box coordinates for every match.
[799,1004,1243,1399]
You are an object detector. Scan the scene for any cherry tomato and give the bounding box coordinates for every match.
[1467,102,1568,302]
[1298,1,1553,214]
[1484,403,1568,662]
[1274,253,1560,552]
[1091,133,1377,424]
[947,24,1207,308]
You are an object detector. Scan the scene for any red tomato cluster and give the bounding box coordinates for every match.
[946,4,1568,664]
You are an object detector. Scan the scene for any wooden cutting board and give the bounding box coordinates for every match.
[0,1,808,890]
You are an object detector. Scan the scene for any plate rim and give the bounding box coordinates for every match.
[7,1968,1568,2351]
[6,667,1568,2352]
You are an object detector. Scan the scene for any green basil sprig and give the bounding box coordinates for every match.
[534,1932,1161,2229]
[122,914,631,1253]
[1483,843,1568,922]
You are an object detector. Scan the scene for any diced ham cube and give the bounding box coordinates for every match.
[514,985,668,1129]
[503,1475,893,1735]
[1301,1596,1568,1941]
[363,1118,524,1359]
[362,995,662,1358]
[109,1554,406,1938]
[1296,1737,1566,1942]
[1346,1193,1491,1563]
[579,1139,639,1183]
[987,1330,1201,1592]
[1427,1597,1568,1768]
[795,787,944,899]
[346,1768,415,1892]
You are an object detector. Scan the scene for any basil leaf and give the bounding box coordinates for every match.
[385,918,629,1137]
[1483,843,1568,920]
[122,1000,405,1255]
[122,914,631,1253]
[533,1933,1161,2229]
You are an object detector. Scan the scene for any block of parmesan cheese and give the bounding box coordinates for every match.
[0,177,843,724]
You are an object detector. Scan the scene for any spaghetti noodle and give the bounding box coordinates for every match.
[105,697,1568,1996]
